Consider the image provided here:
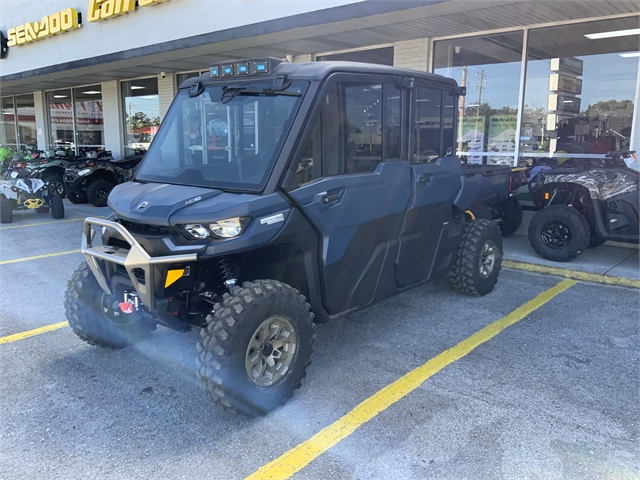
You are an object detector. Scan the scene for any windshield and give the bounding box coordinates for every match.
[136,81,308,190]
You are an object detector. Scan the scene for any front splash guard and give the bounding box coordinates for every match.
[81,217,198,310]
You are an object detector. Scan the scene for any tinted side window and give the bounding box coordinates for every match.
[325,82,383,176]
[414,88,442,163]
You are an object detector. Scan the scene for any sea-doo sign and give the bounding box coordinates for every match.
[6,8,81,46]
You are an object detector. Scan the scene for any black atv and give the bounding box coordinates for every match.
[66,58,515,417]
[528,150,638,261]
[63,153,143,206]
[28,150,101,198]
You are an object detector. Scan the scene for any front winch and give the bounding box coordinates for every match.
[119,291,140,314]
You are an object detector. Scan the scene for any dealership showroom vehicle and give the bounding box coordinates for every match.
[66,58,515,417]
[528,150,639,262]
[27,151,95,198]
[63,153,144,206]
[0,156,65,224]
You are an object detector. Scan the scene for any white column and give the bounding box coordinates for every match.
[393,39,429,72]
[101,80,123,159]
[292,54,315,63]
[33,91,48,151]
[158,73,176,122]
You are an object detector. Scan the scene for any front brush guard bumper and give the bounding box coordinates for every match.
[82,217,197,310]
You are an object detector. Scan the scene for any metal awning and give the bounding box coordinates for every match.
[1,0,638,95]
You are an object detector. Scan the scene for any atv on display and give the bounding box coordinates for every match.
[63,153,143,206]
[66,58,514,417]
[528,150,639,261]
[28,151,102,198]
[464,164,527,237]
[0,156,65,224]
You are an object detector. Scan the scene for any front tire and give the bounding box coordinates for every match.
[87,179,114,207]
[451,219,503,296]
[528,205,590,262]
[0,197,12,224]
[64,263,156,348]
[196,280,315,417]
[50,195,65,219]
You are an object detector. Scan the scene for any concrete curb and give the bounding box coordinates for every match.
[502,259,640,289]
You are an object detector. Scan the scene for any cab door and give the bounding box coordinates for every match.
[395,85,461,286]
[285,76,411,315]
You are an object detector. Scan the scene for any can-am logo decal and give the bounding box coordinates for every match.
[185,196,201,206]
[137,201,149,209]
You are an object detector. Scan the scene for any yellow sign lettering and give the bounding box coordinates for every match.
[88,0,103,22]
[7,28,16,47]
[88,0,137,21]
[15,25,26,45]
[7,8,80,46]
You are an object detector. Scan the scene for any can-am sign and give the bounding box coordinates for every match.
[6,8,80,46]
[88,0,167,22]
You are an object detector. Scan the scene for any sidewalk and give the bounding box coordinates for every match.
[502,233,639,286]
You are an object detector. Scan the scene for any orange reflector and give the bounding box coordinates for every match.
[544,192,550,200]
[165,269,185,288]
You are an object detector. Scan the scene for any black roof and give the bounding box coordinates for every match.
[179,59,457,90]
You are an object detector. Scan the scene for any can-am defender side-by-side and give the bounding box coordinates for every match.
[66,59,511,416]
[0,156,65,224]
[528,150,638,262]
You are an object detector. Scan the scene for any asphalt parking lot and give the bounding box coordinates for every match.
[1,202,639,480]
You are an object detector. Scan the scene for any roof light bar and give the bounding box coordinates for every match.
[209,58,284,79]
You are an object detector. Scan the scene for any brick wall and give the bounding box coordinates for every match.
[393,39,429,72]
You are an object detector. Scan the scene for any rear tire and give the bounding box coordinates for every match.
[44,175,66,198]
[0,197,12,224]
[50,195,65,219]
[196,279,315,417]
[467,202,492,221]
[451,219,503,296]
[497,196,523,237]
[528,205,590,262]
[87,179,113,207]
[65,263,156,348]
[67,192,88,204]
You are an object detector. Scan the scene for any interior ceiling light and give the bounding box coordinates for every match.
[81,91,101,94]
[53,95,68,98]
[584,28,640,40]
[130,86,145,90]
[619,52,640,58]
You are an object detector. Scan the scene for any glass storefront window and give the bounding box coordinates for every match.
[1,97,17,149]
[47,89,75,154]
[16,95,37,151]
[122,77,159,156]
[177,71,205,86]
[520,18,639,163]
[434,32,524,165]
[73,86,104,155]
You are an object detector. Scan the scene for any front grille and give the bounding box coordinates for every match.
[114,265,146,285]
[119,219,170,234]
[107,238,130,250]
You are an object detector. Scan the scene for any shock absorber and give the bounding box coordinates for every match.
[217,257,238,294]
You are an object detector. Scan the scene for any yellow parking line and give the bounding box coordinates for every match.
[503,259,640,289]
[0,217,86,230]
[246,279,577,480]
[0,321,69,345]
[0,249,81,265]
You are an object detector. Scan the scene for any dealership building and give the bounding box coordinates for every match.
[1,0,638,164]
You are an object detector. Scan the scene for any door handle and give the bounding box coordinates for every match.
[418,173,433,185]
[322,194,340,204]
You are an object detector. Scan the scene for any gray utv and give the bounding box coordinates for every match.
[66,58,512,416]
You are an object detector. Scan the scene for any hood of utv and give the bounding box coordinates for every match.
[108,181,276,226]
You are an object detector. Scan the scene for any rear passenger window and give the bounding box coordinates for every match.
[385,84,402,160]
[414,88,442,163]
[442,92,455,157]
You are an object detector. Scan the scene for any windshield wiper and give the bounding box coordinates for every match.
[221,76,300,103]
